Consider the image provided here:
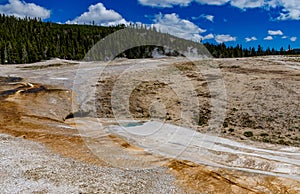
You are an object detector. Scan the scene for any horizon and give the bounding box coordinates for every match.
[0,0,299,50]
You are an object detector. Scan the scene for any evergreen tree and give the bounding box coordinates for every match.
[0,14,294,64]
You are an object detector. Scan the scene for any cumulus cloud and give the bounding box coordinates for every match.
[253,0,300,20]
[245,36,257,42]
[264,36,273,40]
[276,0,300,20]
[66,3,127,26]
[152,13,207,41]
[215,34,236,43]
[282,36,288,39]
[268,30,283,36]
[230,0,265,9]
[138,0,300,20]
[267,0,280,8]
[0,0,50,19]
[138,0,191,7]
[230,0,300,20]
[290,37,297,42]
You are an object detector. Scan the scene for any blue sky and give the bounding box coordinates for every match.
[0,0,299,50]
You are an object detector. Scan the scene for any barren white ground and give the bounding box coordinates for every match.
[0,57,299,192]
[0,134,181,193]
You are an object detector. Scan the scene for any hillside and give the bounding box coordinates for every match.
[0,14,124,64]
[1,15,297,65]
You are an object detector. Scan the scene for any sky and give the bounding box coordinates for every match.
[0,0,299,50]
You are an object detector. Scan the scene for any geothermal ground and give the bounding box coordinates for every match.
[0,56,299,193]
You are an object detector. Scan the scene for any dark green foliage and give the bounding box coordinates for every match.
[0,14,210,63]
[0,14,296,64]
[116,46,182,59]
[198,117,206,126]
[0,14,124,64]
[223,122,228,128]
[203,43,294,58]
[85,27,211,61]
[277,139,288,145]
[260,133,269,137]
[244,131,254,137]
[228,128,234,133]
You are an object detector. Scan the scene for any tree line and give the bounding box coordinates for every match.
[0,14,298,64]
[0,14,124,64]
[203,42,296,58]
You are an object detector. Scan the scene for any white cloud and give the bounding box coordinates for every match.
[192,14,215,22]
[215,34,236,44]
[152,13,206,42]
[139,0,268,9]
[205,15,214,22]
[138,0,191,7]
[0,0,50,19]
[245,36,257,42]
[66,3,127,26]
[276,0,300,20]
[137,0,300,21]
[264,0,300,20]
[268,30,283,35]
[138,0,300,20]
[264,36,273,40]
[267,0,281,8]
[282,36,288,39]
[290,37,297,42]
[195,0,229,6]
[203,14,215,22]
[203,33,214,40]
[230,0,265,9]
[139,0,229,7]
